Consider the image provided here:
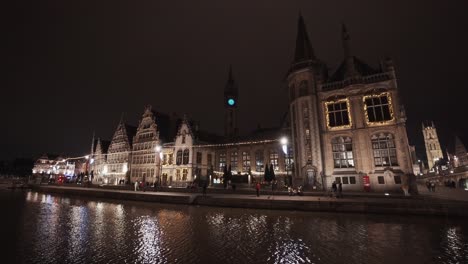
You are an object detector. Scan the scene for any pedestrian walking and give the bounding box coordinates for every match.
[338,182,343,198]
[332,181,337,197]
[256,182,261,197]
[134,181,138,192]
[202,181,207,197]
[426,181,431,192]
[431,181,436,192]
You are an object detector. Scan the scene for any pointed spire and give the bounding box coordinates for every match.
[341,23,359,79]
[225,65,237,94]
[90,131,95,155]
[293,14,315,63]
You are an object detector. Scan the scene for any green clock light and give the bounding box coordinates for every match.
[228,98,235,106]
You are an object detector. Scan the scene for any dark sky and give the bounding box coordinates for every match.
[2,0,467,161]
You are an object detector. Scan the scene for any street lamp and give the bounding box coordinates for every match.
[155,145,163,187]
[280,137,290,186]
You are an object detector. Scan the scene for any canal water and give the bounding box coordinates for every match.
[1,190,467,264]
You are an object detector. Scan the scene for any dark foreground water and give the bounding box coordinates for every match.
[1,191,467,264]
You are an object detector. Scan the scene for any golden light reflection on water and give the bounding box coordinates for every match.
[11,191,468,264]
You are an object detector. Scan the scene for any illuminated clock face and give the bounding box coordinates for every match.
[227,98,235,106]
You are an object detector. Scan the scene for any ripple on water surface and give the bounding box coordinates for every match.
[1,191,468,264]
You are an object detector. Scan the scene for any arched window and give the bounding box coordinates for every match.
[183,149,190,164]
[176,150,182,165]
[371,133,398,166]
[331,136,354,168]
[299,80,308,97]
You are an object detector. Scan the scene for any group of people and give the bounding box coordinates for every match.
[425,181,436,192]
[331,181,343,198]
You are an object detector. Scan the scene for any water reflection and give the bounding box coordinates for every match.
[3,191,468,264]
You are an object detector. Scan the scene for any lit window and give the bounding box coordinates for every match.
[196,152,202,164]
[183,149,190,164]
[255,150,264,172]
[242,151,250,172]
[231,151,238,170]
[332,137,354,168]
[176,150,182,165]
[372,133,398,167]
[269,150,279,171]
[325,99,351,129]
[182,169,188,181]
[219,153,226,171]
[363,93,394,123]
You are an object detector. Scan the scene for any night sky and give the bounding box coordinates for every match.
[3,1,467,161]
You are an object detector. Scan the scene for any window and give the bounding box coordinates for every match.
[349,177,356,184]
[242,151,250,172]
[335,177,341,184]
[168,154,173,165]
[285,146,293,171]
[182,169,188,181]
[332,137,354,168]
[163,154,168,165]
[176,169,181,181]
[325,99,351,128]
[219,153,226,171]
[299,80,308,96]
[269,150,279,171]
[364,93,393,123]
[231,151,238,170]
[372,133,398,167]
[196,152,202,164]
[183,149,189,164]
[377,176,385,184]
[394,175,402,184]
[207,154,212,167]
[176,150,182,165]
[342,177,349,184]
[255,150,264,172]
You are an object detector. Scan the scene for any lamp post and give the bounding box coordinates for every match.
[280,137,290,187]
[155,145,162,187]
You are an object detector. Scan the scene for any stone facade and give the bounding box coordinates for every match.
[422,122,444,170]
[104,121,136,185]
[287,17,413,192]
[129,106,161,185]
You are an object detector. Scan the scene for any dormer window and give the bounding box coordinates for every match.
[363,92,394,124]
[325,98,352,129]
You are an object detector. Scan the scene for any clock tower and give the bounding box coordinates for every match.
[224,66,238,138]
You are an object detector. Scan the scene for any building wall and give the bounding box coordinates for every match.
[422,124,444,170]
[130,107,160,184]
[105,123,132,185]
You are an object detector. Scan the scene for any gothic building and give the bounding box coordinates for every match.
[129,106,161,185]
[90,136,110,182]
[422,121,444,170]
[104,120,136,185]
[81,14,416,192]
[287,16,413,191]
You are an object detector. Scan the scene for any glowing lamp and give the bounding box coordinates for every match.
[227,98,235,106]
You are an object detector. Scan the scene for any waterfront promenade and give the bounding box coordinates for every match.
[27,184,468,217]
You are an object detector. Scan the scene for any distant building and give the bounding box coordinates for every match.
[422,121,444,170]
[447,136,468,168]
[90,137,110,183]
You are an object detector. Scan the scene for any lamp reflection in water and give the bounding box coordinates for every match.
[136,216,165,263]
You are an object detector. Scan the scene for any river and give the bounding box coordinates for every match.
[1,190,467,264]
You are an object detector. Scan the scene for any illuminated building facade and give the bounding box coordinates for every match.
[105,120,136,185]
[287,16,413,191]
[422,121,444,170]
[129,106,161,185]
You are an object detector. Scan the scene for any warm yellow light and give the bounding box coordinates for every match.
[324,98,352,130]
[363,92,395,126]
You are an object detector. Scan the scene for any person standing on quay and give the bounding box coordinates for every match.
[338,182,343,198]
[332,181,337,197]
[134,181,138,192]
[202,181,207,197]
[256,182,261,197]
